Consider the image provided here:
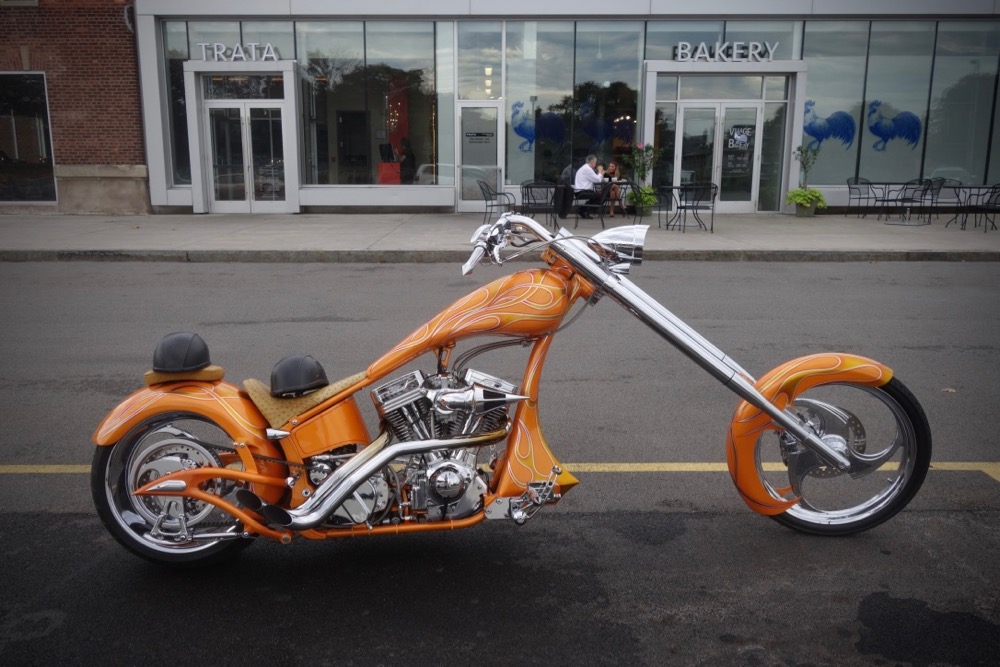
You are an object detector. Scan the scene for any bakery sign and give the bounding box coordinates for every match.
[198,42,281,62]
[675,41,779,63]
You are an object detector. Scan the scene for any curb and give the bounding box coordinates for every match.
[2,249,999,263]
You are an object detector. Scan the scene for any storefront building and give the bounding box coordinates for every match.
[3,1,1000,215]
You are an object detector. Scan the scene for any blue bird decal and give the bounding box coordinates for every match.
[803,100,856,150]
[867,100,922,151]
[511,101,535,152]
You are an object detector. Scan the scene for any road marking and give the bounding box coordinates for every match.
[1,463,998,483]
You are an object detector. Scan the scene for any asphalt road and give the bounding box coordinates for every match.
[0,260,998,665]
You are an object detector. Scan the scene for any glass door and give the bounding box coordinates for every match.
[457,103,502,213]
[205,103,286,213]
[676,103,763,213]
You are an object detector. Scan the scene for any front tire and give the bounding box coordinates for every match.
[755,377,931,536]
[92,413,254,566]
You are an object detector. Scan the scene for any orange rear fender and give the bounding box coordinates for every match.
[726,353,893,515]
[93,380,269,446]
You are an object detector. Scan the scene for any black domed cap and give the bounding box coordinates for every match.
[270,354,329,398]
[152,332,212,372]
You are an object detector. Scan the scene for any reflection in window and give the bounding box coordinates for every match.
[652,103,676,189]
[646,21,723,60]
[725,21,802,60]
[801,21,869,186]
[366,22,436,185]
[242,21,294,61]
[0,74,55,201]
[204,75,283,99]
[574,21,643,173]
[759,103,787,211]
[163,21,190,186]
[680,76,763,100]
[926,23,1000,185]
[297,21,364,185]
[458,22,502,100]
[505,21,574,185]
[859,22,935,183]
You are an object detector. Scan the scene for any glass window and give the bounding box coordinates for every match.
[188,22,241,61]
[858,22,935,183]
[365,22,436,185]
[458,22,502,101]
[204,74,284,99]
[801,21,869,186]
[296,21,365,185]
[0,73,55,201]
[163,21,190,186]
[241,21,294,61]
[764,76,788,101]
[433,22,456,186]
[656,75,677,101]
[574,21,644,169]
[505,21,574,185]
[759,102,787,211]
[645,21,724,60]
[724,20,802,60]
[680,76,763,100]
[652,103,676,188]
[926,22,1000,185]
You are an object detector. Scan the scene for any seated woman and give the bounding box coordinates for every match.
[604,162,625,217]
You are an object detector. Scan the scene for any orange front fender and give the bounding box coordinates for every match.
[726,353,893,515]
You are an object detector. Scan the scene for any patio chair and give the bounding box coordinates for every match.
[846,177,873,218]
[477,180,515,225]
[520,180,557,228]
[674,182,717,232]
[882,179,930,225]
[574,182,611,229]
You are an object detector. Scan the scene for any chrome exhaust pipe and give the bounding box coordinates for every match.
[244,427,509,530]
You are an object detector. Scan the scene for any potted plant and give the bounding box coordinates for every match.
[621,142,662,216]
[785,145,827,217]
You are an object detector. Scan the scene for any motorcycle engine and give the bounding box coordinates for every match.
[364,368,518,522]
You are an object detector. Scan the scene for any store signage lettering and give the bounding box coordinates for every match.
[675,41,778,63]
[198,42,279,62]
[728,127,753,150]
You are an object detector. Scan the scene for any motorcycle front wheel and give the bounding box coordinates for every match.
[92,413,254,566]
[754,377,931,536]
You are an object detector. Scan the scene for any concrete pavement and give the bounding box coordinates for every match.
[1,210,999,262]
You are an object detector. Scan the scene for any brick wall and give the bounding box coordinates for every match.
[0,0,144,166]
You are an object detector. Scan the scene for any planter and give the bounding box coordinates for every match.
[795,202,817,217]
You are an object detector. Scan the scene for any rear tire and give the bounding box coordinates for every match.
[92,413,254,566]
[758,377,931,536]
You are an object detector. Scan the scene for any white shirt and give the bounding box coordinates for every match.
[574,162,603,191]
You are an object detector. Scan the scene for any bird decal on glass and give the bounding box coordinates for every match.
[867,100,922,151]
[511,101,535,152]
[803,100,856,150]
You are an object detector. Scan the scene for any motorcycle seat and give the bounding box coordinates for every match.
[243,371,368,428]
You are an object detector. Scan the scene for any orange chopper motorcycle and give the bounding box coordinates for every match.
[91,215,932,566]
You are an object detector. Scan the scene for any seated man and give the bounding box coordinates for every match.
[573,155,604,218]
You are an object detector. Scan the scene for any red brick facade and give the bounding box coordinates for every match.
[0,0,144,166]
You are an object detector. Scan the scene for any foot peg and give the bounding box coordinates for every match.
[485,466,562,525]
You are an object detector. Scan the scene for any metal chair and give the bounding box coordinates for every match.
[846,177,873,218]
[574,182,611,229]
[477,180,515,225]
[882,179,930,226]
[520,181,557,228]
[967,184,1000,232]
[653,185,680,229]
[674,182,717,232]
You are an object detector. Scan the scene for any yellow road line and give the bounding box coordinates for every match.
[1,463,999,483]
[0,465,91,474]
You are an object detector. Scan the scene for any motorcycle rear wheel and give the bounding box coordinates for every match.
[92,413,254,566]
[755,377,931,536]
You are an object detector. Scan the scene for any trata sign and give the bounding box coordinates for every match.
[198,42,280,62]
[674,41,779,63]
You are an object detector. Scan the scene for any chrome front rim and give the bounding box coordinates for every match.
[755,384,917,526]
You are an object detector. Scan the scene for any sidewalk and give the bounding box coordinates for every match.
[1,211,998,262]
